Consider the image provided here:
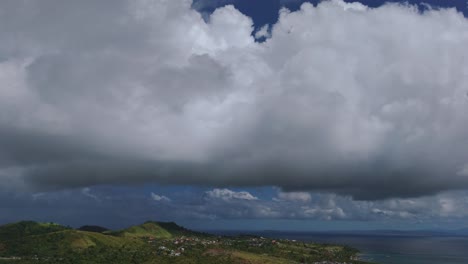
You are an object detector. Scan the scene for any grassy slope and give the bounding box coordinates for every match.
[1,229,145,257]
[0,220,175,258]
[0,221,69,241]
[110,221,172,239]
[0,221,371,264]
[230,250,292,264]
[0,221,150,261]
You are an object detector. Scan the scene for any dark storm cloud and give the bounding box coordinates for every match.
[0,0,468,200]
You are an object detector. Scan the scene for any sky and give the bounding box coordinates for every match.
[0,0,468,231]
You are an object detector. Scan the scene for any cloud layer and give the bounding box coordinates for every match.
[3,187,468,228]
[0,0,468,199]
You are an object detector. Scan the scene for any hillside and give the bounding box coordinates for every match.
[110,221,173,239]
[1,229,144,256]
[78,225,109,233]
[0,220,371,264]
[0,221,70,241]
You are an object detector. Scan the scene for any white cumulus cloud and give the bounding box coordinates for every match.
[0,0,467,200]
[275,191,312,202]
[150,192,171,202]
[205,188,259,201]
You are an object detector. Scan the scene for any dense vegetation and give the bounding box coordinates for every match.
[0,221,373,264]
[77,225,109,233]
[0,221,69,241]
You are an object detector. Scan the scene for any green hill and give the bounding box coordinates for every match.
[2,229,142,255]
[0,221,149,261]
[111,221,173,239]
[0,221,206,263]
[157,221,192,234]
[0,221,70,241]
[77,225,109,233]
[0,220,370,264]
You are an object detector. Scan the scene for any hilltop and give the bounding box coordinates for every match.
[0,220,372,264]
[77,225,109,233]
[109,221,173,239]
[0,221,70,241]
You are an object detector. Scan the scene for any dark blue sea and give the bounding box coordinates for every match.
[208,230,468,264]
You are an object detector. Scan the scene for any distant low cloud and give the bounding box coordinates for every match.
[205,188,258,201]
[82,188,100,202]
[4,187,468,225]
[0,0,467,200]
[150,193,171,202]
[275,191,312,203]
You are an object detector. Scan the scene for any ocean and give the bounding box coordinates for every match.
[209,230,468,264]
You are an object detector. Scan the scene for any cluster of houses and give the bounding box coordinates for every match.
[243,236,281,248]
[147,234,358,262]
[149,235,286,257]
[157,245,184,257]
[150,236,223,257]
